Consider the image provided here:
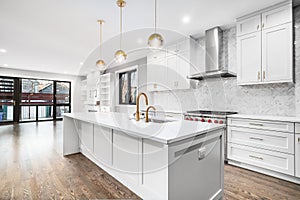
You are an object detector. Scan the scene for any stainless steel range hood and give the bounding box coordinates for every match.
[188,27,236,80]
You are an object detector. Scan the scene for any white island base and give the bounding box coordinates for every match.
[63,113,225,200]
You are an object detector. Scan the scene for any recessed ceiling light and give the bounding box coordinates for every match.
[182,16,191,24]
[80,62,84,65]
[0,49,7,53]
[3,64,8,67]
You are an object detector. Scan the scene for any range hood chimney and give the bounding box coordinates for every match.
[188,27,236,80]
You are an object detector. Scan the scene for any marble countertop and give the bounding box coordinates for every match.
[228,114,300,123]
[63,112,225,144]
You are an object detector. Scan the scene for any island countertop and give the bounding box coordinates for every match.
[63,112,225,144]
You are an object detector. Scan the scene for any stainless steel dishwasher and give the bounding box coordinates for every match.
[168,129,224,200]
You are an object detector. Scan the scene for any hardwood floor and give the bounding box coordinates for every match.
[0,121,300,200]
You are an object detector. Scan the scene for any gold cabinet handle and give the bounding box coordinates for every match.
[262,23,265,28]
[258,71,261,80]
[249,155,263,160]
[257,25,260,30]
[249,123,264,127]
[263,71,266,80]
[298,137,300,143]
[250,137,263,141]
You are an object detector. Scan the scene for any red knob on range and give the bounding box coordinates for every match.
[219,120,223,124]
[207,119,212,123]
[194,118,198,121]
[189,118,193,121]
[214,120,219,124]
[201,118,205,122]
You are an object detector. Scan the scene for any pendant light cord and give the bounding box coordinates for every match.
[120,5,123,49]
[99,21,103,57]
[154,0,157,33]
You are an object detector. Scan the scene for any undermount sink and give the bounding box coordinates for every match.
[148,118,176,123]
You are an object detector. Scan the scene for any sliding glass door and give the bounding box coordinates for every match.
[0,77,19,124]
[20,79,54,122]
[54,81,71,119]
[0,76,71,124]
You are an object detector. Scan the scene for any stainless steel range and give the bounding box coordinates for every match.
[184,110,238,162]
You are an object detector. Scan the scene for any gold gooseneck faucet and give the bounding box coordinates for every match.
[145,106,156,123]
[136,92,149,121]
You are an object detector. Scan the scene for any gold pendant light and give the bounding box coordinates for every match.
[114,0,127,63]
[148,0,164,48]
[96,19,107,70]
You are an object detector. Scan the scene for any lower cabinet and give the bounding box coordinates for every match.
[94,125,112,166]
[228,117,298,181]
[113,130,141,184]
[228,143,294,176]
[80,121,94,153]
[73,121,224,200]
[143,140,168,199]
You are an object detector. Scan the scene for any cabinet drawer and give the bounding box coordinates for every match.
[228,127,294,154]
[228,143,294,176]
[228,118,294,133]
[262,4,292,30]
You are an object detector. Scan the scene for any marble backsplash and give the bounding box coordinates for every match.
[152,6,300,117]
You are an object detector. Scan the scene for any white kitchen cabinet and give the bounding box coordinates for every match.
[80,121,94,153]
[237,1,293,85]
[296,133,300,178]
[262,23,293,83]
[113,130,141,184]
[237,15,261,36]
[237,31,262,84]
[147,51,168,92]
[147,38,194,92]
[227,115,299,182]
[262,4,292,29]
[228,126,294,154]
[94,125,112,165]
[228,143,294,176]
[143,140,168,199]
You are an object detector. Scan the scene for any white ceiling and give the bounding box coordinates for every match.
[0,0,287,75]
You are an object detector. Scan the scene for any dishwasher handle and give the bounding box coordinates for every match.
[198,147,206,160]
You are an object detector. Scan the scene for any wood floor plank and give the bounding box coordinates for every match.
[1,121,300,199]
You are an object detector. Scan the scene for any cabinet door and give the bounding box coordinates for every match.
[166,55,178,90]
[147,51,167,92]
[237,15,261,36]
[113,131,141,183]
[296,134,300,178]
[237,32,262,85]
[176,52,190,90]
[262,4,292,30]
[94,125,112,166]
[143,140,168,200]
[262,23,293,83]
[80,122,94,153]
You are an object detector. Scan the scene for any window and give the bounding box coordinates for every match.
[119,69,137,105]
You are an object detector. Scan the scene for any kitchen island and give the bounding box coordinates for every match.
[63,112,225,200]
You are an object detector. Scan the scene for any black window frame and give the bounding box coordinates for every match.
[119,69,137,105]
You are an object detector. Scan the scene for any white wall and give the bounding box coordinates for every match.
[0,67,84,112]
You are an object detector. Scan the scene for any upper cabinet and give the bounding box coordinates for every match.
[237,15,262,36]
[237,1,293,85]
[147,38,198,92]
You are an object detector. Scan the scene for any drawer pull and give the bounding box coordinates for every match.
[298,137,300,143]
[249,123,264,127]
[249,137,263,141]
[249,155,263,160]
